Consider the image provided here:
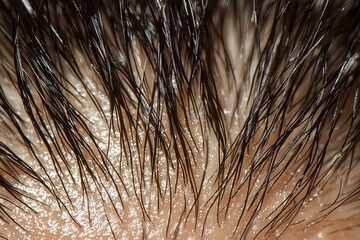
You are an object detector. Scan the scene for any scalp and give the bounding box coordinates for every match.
[0,0,360,239]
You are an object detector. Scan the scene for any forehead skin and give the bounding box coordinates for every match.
[1,0,360,239]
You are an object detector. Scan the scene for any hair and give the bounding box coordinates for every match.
[0,0,360,239]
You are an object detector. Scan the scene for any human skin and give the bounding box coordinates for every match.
[0,0,360,239]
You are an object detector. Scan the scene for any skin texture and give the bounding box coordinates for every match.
[0,0,360,239]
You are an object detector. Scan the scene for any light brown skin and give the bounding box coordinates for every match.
[1,34,359,240]
[1,1,360,239]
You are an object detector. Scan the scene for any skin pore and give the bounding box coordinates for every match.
[0,0,360,239]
